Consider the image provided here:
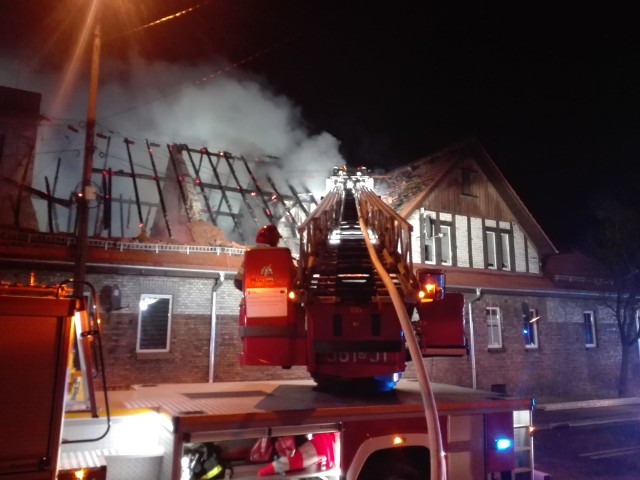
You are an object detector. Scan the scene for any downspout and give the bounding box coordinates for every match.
[467,288,483,390]
[208,273,224,383]
[636,312,640,368]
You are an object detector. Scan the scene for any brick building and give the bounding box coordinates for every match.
[1,85,637,400]
[381,140,637,399]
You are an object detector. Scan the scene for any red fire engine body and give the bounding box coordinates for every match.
[0,290,534,480]
[239,171,467,391]
[0,169,535,480]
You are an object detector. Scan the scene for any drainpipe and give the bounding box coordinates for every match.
[636,313,640,368]
[208,273,224,383]
[467,288,483,390]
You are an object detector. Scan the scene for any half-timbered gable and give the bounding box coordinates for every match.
[379,138,556,275]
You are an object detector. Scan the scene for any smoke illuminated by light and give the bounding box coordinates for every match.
[0,2,344,245]
[50,0,101,118]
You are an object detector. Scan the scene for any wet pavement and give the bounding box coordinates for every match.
[533,397,640,479]
[534,397,640,430]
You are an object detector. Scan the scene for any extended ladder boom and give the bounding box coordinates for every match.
[296,168,446,479]
[296,170,417,302]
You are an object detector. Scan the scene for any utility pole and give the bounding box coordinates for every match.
[74,25,101,297]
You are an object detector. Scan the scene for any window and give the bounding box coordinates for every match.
[422,213,453,266]
[500,232,511,270]
[486,307,502,348]
[137,294,173,352]
[583,311,596,348]
[440,225,452,265]
[423,215,435,264]
[523,308,539,349]
[486,231,497,269]
[486,226,512,271]
[461,168,477,196]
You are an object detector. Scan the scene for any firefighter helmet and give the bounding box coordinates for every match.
[256,224,281,247]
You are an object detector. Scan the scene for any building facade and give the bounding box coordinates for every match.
[381,139,638,399]
[1,85,637,399]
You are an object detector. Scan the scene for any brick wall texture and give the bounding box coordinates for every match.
[409,293,640,399]
[5,267,640,399]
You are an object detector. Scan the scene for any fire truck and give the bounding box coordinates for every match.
[0,168,535,479]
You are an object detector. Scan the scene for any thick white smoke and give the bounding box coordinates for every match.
[0,53,344,240]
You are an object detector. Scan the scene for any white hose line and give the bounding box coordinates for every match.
[359,217,446,480]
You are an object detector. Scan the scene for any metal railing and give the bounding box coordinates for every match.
[355,184,414,291]
[295,176,416,295]
[296,186,342,286]
[0,230,246,256]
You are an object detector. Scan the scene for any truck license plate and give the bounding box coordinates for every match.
[318,352,393,364]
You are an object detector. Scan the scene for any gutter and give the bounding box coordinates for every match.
[6,256,610,299]
[0,257,231,278]
[466,288,483,390]
[451,285,613,300]
[209,274,224,383]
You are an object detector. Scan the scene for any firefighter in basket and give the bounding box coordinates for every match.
[234,224,282,291]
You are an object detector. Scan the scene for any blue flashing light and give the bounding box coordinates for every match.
[522,328,529,335]
[374,373,401,392]
[495,437,513,451]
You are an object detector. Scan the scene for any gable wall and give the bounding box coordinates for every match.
[409,209,540,274]
[404,158,542,273]
[426,159,517,221]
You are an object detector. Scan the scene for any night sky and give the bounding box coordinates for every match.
[1,1,639,251]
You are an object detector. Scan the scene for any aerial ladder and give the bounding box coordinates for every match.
[297,170,416,387]
[239,167,466,480]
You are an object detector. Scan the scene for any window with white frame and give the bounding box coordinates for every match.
[486,307,503,348]
[583,311,596,348]
[500,232,511,270]
[486,231,497,269]
[137,294,173,353]
[423,214,435,264]
[439,225,452,265]
[523,308,539,349]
